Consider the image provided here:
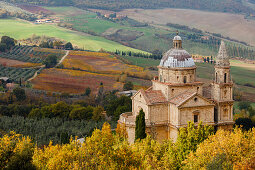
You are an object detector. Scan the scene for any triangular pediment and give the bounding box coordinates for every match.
[132,90,149,105]
[180,94,214,108]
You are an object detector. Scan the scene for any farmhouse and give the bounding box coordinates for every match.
[35,19,52,23]
[192,54,205,63]
[119,34,234,143]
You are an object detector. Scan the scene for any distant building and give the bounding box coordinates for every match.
[0,77,9,82]
[6,83,17,91]
[192,54,204,63]
[54,45,65,49]
[117,90,137,97]
[119,34,234,143]
[201,36,210,40]
[35,19,52,23]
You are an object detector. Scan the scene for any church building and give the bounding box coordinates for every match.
[119,33,234,143]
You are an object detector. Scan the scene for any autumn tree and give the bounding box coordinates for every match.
[161,122,214,169]
[84,87,91,96]
[43,54,57,68]
[0,131,35,170]
[12,87,26,101]
[123,81,134,91]
[184,128,255,169]
[234,117,254,131]
[92,106,104,121]
[115,123,128,141]
[1,36,15,50]
[64,42,73,50]
[135,109,146,141]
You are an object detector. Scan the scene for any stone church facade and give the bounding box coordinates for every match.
[119,34,234,143]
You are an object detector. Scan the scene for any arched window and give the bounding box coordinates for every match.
[224,73,227,83]
[184,76,187,83]
[215,72,218,83]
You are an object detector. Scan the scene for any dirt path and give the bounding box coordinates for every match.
[27,69,39,82]
[28,50,69,82]
[57,50,69,66]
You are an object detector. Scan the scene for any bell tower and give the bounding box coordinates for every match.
[212,41,234,128]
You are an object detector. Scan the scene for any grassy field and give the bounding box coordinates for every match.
[0,19,144,52]
[121,8,255,47]
[121,55,160,68]
[45,7,219,56]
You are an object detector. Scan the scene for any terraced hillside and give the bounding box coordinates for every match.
[0,46,65,83]
[32,51,151,94]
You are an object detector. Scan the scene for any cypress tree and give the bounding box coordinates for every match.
[135,109,146,141]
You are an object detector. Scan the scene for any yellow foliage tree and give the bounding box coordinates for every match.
[184,128,255,169]
[0,131,35,170]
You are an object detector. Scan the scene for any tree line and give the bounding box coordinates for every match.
[115,49,162,60]
[0,8,37,21]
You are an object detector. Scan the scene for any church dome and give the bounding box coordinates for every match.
[173,35,182,41]
[159,34,195,68]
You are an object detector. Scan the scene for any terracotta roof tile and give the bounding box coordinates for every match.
[144,89,167,105]
[169,91,196,106]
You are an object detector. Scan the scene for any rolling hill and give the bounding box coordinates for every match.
[0,19,144,52]
[3,0,255,14]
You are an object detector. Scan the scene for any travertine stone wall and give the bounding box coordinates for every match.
[152,81,169,98]
[217,124,233,130]
[211,84,233,101]
[149,104,168,124]
[169,104,179,125]
[158,67,196,84]
[169,126,178,142]
[218,102,234,123]
[152,81,202,100]
[179,106,214,126]
[214,67,231,84]
[153,126,169,143]
[132,92,149,119]
[126,126,135,144]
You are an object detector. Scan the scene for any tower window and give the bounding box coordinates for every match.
[224,73,227,83]
[194,115,198,123]
[184,76,187,83]
[177,76,179,81]
[216,73,218,83]
[197,87,199,91]
[172,89,174,93]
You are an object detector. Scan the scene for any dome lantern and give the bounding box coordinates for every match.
[173,31,182,49]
